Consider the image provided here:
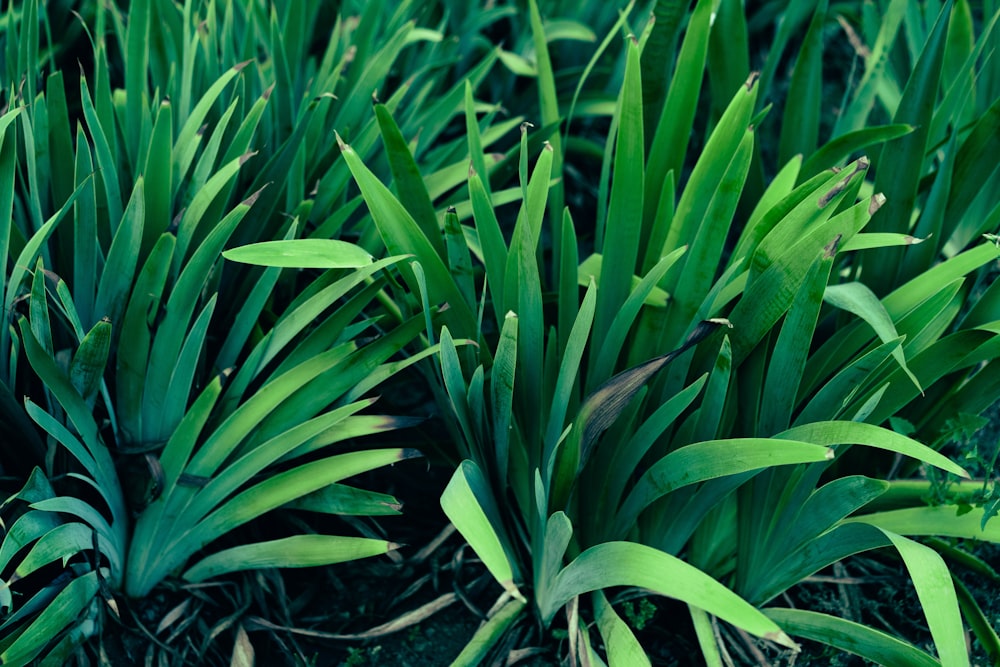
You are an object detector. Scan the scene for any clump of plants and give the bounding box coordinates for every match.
[1,0,999,665]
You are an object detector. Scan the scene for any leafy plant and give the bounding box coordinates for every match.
[0,0,493,662]
[335,1,1000,664]
[2,0,999,664]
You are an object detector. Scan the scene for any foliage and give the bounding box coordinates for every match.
[0,0,477,663]
[336,0,1000,664]
[0,0,999,665]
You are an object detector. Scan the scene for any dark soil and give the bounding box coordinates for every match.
[90,400,1000,666]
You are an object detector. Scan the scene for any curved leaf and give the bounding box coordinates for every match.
[617,439,833,530]
[0,571,99,667]
[441,460,525,602]
[183,535,395,582]
[775,421,968,477]
[539,542,797,649]
[223,239,375,268]
[848,505,1000,542]
[764,608,939,667]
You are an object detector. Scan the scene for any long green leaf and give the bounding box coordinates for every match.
[223,239,375,268]
[338,133,476,337]
[617,439,833,531]
[776,421,968,477]
[0,571,98,667]
[866,1,953,290]
[183,535,396,582]
[441,460,525,602]
[540,541,797,649]
[764,608,940,667]
[595,36,644,346]
[94,178,144,328]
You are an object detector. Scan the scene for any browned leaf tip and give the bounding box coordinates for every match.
[41,268,63,286]
[233,59,254,72]
[705,317,734,329]
[818,157,869,208]
[241,183,269,207]
[216,367,234,386]
[868,193,886,215]
[103,595,121,620]
[520,121,535,134]
[238,150,258,166]
[447,205,457,213]
[764,630,801,651]
[335,131,348,151]
[262,82,275,100]
[745,71,760,90]
[824,234,842,258]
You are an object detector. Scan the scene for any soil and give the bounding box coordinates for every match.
[92,401,1000,666]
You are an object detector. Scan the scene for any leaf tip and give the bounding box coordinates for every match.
[745,71,760,91]
[241,183,269,207]
[233,59,254,72]
[520,121,534,134]
[764,631,800,651]
[868,192,886,215]
[501,581,527,603]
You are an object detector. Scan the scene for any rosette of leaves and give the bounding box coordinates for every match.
[0,178,427,664]
[0,0,490,471]
[336,2,1000,662]
[0,1,485,661]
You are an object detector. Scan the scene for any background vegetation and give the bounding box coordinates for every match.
[0,0,999,665]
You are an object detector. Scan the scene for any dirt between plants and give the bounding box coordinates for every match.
[98,407,1000,666]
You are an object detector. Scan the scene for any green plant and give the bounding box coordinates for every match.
[0,0,502,662]
[621,598,657,631]
[2,0,998,664]
[335,1,1000,664]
